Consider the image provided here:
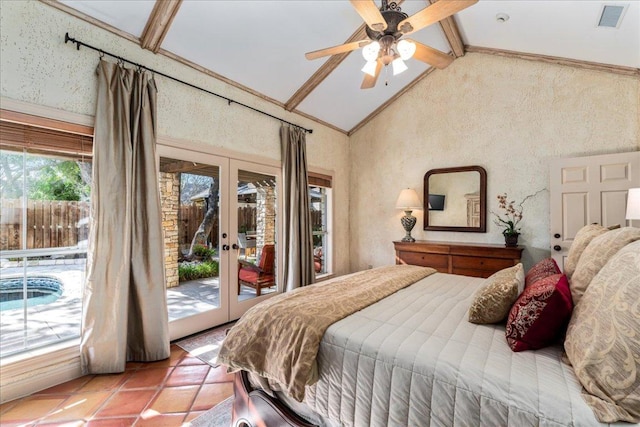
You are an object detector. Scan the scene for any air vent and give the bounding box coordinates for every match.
[598,4,626,28]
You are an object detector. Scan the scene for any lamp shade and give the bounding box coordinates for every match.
[396,39,416,60]
[362,41,380,62]
[395,188,422,210]
[391,57,408,76]
[361,60,378,77]
[626,188,640,220]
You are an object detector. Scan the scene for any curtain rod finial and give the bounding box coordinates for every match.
[64,32,80,50]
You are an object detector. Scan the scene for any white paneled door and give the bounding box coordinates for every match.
[550,151,640,270]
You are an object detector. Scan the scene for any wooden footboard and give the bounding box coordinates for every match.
[232,371,318,427]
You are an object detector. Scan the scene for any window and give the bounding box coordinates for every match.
[309,172,332,278]
[0,120,92,358]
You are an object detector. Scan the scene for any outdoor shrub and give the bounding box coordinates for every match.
[179,260,219,282]
[192,244,216,258]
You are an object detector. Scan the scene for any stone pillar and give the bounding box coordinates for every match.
[256,186,276,258]
[160,172,180,288]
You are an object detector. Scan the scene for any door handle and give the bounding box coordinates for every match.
[222,244,230,251]
[553,245,562,252]
[232,243,239,250]
[554,233,561,238]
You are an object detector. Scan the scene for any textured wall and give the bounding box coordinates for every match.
[349,53,640,271]
[0,0,351,275]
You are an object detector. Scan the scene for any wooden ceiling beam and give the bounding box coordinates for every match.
[140,0,183,54]
[285,25,368,112]
[429,0,466,57]
[466,46,640,77]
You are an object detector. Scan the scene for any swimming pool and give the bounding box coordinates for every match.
[0,276,64,311]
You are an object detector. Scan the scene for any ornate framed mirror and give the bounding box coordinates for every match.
[423,166,487,232]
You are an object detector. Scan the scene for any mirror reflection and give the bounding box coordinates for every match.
[423,166,487,232]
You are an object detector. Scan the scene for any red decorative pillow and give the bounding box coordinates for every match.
[506,274,573,352]
[525,257,560,288]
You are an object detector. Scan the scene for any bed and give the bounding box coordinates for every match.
[219,231,640,427]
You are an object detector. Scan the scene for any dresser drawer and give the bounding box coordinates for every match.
[398,251,448,272]
[451,267,495,278]
[451,255,513,272]
[394,241,523,278]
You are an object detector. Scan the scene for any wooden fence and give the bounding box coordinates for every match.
[177,206,258,248]
[1,201,324,252]
[1,199,90,251]
[176,206,322,247]
[178,204,219,248]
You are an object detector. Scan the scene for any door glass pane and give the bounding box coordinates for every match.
[159,158,221,320]
[310,186,329,276]
[237,169,277,301]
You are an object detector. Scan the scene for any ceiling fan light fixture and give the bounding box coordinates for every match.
[392,57,408,75]
[396,39,416,60]
[362,60,378,77]
[362,41,381,62]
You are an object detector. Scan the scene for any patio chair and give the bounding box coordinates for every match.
[237,233,256,258]
[238,244,275,296]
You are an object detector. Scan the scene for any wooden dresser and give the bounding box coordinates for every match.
[394,240,524,278]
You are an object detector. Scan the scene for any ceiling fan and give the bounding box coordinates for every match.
[305,0,478,89]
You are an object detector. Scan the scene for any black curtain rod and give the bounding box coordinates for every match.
[64,33,313,134]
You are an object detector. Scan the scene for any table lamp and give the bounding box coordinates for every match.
[626,188,640,223]
[395,188,422,242]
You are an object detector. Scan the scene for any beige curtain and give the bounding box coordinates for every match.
[80,61,169,374]
[281,125,315,291]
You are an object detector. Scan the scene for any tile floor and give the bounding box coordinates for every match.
[0,344,234,426]
[1,263,272,357]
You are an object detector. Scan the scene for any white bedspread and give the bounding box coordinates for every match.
[301,273,623,427]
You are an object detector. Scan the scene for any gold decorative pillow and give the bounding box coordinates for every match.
[563,224,607,280]
[468,263,524,324]
[570,227,640,305]
[564,241,640,423]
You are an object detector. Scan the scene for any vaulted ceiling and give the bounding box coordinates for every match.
[51,0,639,135]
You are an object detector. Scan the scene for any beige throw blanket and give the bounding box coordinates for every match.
[217,265,435,401]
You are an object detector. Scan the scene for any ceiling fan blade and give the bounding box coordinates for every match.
[361,59,383,89]
[350,0,387,32]
[305,40,369,60]
[398,0,478,35]
[409,40,454,69]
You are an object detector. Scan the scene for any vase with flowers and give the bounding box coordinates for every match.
[492,193,524,247]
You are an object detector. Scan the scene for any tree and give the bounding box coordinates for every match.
[1,152,48,198]
[186,178,219,259]
[0,152,90,201]
[180,173,213,204]
[28,160,90,201]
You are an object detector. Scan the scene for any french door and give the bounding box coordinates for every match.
[157,146,282,340]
